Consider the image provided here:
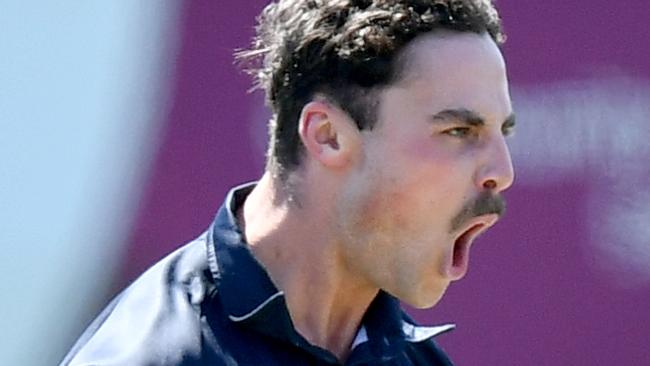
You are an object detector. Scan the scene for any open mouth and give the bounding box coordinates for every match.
[453,224,485,266]
[448,218,495,280]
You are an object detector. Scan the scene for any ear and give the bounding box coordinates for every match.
[298,100,361,169]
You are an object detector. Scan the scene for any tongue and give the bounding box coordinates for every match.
[448,226,477,279]
[453,237,467,268]
[452,234,469,275]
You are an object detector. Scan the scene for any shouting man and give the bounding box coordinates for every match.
[62,0,515,365]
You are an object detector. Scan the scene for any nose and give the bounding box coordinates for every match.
[476,135,515,193]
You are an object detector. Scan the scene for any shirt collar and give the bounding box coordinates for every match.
[206,182,454,359]
[207,182,298,340]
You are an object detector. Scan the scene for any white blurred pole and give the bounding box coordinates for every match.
[0,2,181,365]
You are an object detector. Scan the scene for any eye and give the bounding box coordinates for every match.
[501,124,515,137]
[444,127,472,138]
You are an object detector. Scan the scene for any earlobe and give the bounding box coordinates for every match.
[299,101,359,169]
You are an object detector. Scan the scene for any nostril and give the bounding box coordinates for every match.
[483,179,497,190]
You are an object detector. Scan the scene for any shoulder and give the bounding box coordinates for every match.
[61,234,217,366]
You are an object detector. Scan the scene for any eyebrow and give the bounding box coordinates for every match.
[431,108,516,129]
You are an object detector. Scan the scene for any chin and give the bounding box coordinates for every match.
[398,283,449,309]
[407,295,443,309]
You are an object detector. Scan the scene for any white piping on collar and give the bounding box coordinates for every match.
[228,291,285,322]
[351,322,455,350]
[402,322,456,343]
[351,326,369,350]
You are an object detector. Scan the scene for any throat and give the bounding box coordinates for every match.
[282,275,377,362]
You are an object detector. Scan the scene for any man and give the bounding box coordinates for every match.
[62,0,515,365]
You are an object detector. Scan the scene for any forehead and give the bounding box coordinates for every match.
[389,31,512,121]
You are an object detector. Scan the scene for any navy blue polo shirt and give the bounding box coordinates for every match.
[61,184,456,365]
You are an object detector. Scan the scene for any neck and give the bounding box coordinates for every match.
[240,172,378,361]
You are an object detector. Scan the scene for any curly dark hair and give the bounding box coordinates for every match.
[237,0,505,178]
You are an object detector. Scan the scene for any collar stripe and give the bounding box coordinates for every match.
[350,326,369,349]
[228,291,285,322]
[402,322,456,343]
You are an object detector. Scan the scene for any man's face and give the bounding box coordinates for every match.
[335,31,515,308]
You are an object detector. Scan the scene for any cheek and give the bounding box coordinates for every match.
[347,135,472,233]
[398,141,464,195]
[353,174,439,238]
[349,178,409,232]
[401,135,458,166]
[339,166,420,240]
[393,141,477,229]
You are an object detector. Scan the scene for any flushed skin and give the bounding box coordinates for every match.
[333,31,515,308]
